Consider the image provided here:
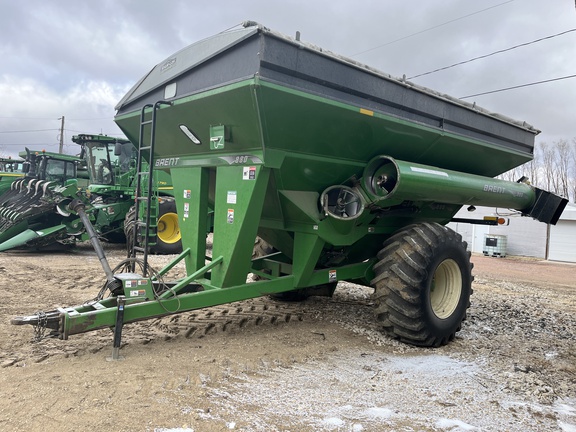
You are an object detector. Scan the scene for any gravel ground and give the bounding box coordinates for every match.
[0,245,574,431]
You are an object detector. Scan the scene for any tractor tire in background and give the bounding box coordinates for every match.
[151,199,182,255]
[123,199,182,255]
[371,222,473,347]
[123,205,137,253]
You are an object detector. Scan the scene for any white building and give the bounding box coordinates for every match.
[448,202,576,263]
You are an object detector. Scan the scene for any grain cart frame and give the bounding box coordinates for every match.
[13,22,567,348]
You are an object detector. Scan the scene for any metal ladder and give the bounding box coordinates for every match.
[129,100,172,275]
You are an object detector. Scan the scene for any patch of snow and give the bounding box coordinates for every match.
[436,418,478,430]
[194,348,570,431]
[559,422,576,432]
[321,417,345,427]
[362,407,393,419]
[545,351,558,360]
[556,402,576,416]
[154,429,194,432]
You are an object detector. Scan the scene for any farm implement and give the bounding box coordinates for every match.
[0,134,181,253]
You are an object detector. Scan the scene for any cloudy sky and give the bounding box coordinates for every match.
[1,0,575,158]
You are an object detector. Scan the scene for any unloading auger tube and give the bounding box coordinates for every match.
[321,156,567,225]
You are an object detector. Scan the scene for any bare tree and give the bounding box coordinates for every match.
[570,137,576,202]
[554,139,571,199]
[497,139,575,203]
[539,142,557,193]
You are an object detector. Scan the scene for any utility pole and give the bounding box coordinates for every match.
[58,115,65,153]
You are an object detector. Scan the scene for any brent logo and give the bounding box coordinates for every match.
[155,157,180,167]
[161,58,176,73]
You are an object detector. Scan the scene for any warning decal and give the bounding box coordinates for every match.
[242,166,256,180]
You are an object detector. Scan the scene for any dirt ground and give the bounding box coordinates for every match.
[0,243,575,431]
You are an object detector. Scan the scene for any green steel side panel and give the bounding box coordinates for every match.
[115,82,264,162]
[255,81,532,179]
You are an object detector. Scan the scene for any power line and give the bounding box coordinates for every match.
[0,129,59,134]
[409,28,576,80]
[460,74,576,99]
[0,116,58,120]
[351,0,515,57]
[0,115,114,120]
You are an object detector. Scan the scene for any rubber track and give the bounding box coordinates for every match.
[151,298,305,339]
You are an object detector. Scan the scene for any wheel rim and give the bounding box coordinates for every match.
[157,212,181,244]
[430,259,462,319]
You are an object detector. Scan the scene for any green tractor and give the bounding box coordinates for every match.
[0,157,25,195]
[13,22,567,351]
[72,133,182,254]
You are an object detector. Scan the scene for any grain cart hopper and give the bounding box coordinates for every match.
[13,22,567,348]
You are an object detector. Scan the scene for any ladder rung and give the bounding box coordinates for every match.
[133,246,146,253]
[139,146,151,151]
[136,196,149,201]
[141,120,153,126]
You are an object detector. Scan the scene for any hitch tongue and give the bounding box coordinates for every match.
[11,309,62,341]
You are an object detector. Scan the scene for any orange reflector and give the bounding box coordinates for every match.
[483,216,509,225]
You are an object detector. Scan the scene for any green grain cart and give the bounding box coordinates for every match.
[13,22,567,349]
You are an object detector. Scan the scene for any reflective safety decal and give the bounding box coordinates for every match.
[183,202,190,218]
[227,209,234,224]
[329,269,337,282]
[183,190,191,199]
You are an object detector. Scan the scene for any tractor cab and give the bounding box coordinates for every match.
[0,157,25,173]
[18,149,81,186]
[72,134,136,193]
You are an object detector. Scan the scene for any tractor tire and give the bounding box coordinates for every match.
[124,205,137,253]
[251,237,300,300]
[252,237,337,302]
[124,200,182,255]
[151,199,182,255]
[371,222,473,347]
[252,236,275,261]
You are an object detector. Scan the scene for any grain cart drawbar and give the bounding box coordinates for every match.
[13,22,568,349]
